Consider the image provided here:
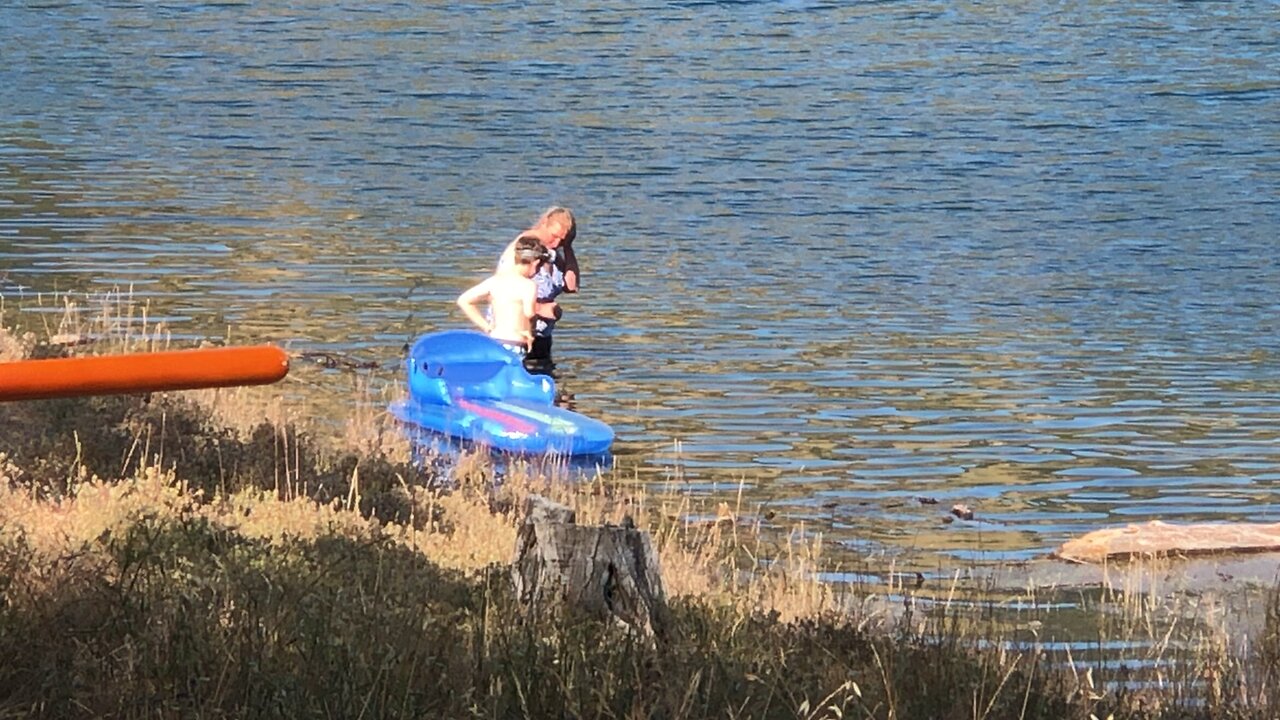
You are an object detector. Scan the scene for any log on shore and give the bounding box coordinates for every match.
[1053,520,1280,564]
[511,494,668,639]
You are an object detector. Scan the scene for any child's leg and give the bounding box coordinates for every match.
[527,336,552,361]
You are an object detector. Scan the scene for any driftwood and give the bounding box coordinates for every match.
[1053,520,1280,564]
[511,494,668,639]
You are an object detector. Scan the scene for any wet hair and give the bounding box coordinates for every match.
[514,235,548,264]
[538,206,577,245]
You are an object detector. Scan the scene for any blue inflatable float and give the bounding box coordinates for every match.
[388,330,614,456]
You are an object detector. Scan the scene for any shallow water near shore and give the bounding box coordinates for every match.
[3,1,1280,578]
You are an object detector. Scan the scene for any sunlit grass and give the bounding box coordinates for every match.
[2,294,1279,718]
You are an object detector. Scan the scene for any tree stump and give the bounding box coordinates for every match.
[511,494,668,639]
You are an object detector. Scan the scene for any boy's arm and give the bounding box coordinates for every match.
[521,282,537,347]
[561,243,579,293]
[456,279,493,333]
[522,281,536,322]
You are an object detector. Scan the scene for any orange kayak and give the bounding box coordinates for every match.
[0,345,289,401]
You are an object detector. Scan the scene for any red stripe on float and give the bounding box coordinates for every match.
[454,397,539,435]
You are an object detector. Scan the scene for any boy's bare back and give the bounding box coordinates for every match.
[457,266,537,347]
[486,271,537,345]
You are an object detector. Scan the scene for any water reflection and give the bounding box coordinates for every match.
[3,0,1280,571]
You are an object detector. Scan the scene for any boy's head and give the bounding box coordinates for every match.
[513,236,549,275]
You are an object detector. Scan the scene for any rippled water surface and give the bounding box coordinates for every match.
[3,1,1280,570]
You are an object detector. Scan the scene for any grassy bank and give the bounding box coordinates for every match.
[2,303,1278,718]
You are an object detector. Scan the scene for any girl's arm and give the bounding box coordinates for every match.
[561,242,580,293]
[497,238,517,270]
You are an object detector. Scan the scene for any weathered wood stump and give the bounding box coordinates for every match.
[511,494,668,639]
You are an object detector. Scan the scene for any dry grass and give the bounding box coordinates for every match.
[2,295,1279,718]
[0,326,31,362]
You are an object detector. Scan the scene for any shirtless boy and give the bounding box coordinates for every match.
[457,237,547,356]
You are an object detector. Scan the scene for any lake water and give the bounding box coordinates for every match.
[3,1,1280,573]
